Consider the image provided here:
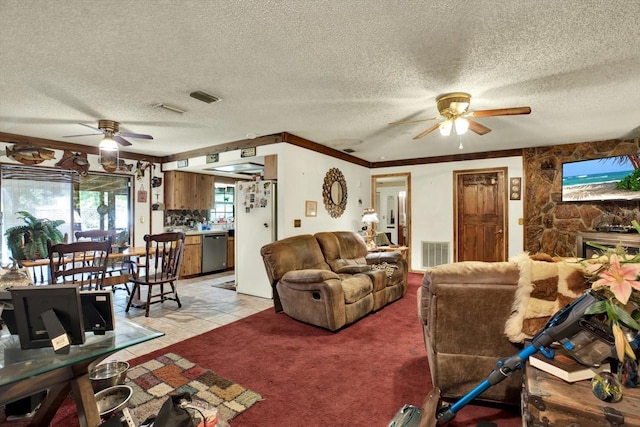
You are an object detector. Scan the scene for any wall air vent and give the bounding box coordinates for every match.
[190,91,221,104]
[421,241,450,268]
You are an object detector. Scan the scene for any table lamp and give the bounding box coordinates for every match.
[361,208,379,250]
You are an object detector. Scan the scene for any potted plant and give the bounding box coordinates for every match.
[5,211,66,260]
[114,230,130,252]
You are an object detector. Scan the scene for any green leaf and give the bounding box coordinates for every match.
[585,300,608,314]
[614,304,640,330]
[605,300,619,322]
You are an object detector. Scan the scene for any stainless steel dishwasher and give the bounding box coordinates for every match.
[201,233,227,273]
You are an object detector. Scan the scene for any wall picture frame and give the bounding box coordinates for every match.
[305,200,317,217]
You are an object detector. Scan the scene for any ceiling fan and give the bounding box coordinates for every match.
[63,120,154,146]
[389,92,531,140]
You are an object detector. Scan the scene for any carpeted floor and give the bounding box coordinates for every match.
[21,273,522,426]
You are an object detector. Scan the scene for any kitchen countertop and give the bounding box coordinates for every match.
[166,228,234,236]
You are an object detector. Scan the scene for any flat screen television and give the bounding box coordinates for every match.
[561,155,640,202]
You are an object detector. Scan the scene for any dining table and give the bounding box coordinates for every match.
[19,246,148,286]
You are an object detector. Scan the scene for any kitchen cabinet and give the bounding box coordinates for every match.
[180,234,202,277]
[226,236,234,269]
[164,171,214,210]
[263,154,277,180]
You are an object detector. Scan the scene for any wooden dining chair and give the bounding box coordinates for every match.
[75,229,117,243]
[74,229,132,293]
[47,239,111,289]
[125,232,185,317]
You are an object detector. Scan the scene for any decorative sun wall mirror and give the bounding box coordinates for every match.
[322,168,347,218]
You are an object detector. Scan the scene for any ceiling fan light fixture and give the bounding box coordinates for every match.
[454,117,469,135]
[99,134,119,172]
[439,120,453,136]
[99,135,119,151]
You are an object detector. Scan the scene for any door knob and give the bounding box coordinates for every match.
[496,229,503,234]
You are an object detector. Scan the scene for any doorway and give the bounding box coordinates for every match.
[453,168,508,262]
[371,172,411,268]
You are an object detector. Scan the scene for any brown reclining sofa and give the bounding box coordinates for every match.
[260,231,408,331]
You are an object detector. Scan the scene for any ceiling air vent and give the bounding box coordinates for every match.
[190,91,221,104]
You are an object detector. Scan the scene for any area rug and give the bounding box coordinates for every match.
[2,353,264,427]
[125,352,263,423]
[211,280,236,290]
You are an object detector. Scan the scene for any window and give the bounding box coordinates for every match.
[77,174,130,233]
[210,184,234,223]
[1,165,132,263]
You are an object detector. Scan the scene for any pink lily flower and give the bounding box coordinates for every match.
[591,254,640,304]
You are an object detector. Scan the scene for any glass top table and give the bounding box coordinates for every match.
[0,318,163,426]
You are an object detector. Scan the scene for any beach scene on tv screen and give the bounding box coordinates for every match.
[562,156,640,201]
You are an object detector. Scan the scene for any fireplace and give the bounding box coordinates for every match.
[576,231,640,259]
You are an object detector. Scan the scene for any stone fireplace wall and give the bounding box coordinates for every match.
[524,138,640,257]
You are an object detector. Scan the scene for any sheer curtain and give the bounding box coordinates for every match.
[1,166,74,263]
[1,165,132,263]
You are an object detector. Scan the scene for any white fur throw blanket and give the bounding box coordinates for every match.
[504,252,590,343]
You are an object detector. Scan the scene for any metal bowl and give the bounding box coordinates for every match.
[89,361,129,393]
[94,385,133,417]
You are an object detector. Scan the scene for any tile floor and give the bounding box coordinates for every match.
[108,271,273,362]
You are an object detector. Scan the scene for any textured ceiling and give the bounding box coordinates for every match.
[1,1,640,163]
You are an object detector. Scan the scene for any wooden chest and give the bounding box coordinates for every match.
[522,363,640,426]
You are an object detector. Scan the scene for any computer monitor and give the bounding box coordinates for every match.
[80,290,115,335]
[11,285,85,353]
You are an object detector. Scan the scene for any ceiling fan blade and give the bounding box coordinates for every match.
[467,119,492,135]
[78,122,105,132]
[412,123,441,140]
[118,132,154,140]
[113,135,133,146]
[468,106,531,118]
[389,116,439,126]
[63,133,103,138]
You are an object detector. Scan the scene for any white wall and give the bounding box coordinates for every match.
[276,144,371,238]
[164,144,523,273]
[375,156,524,271]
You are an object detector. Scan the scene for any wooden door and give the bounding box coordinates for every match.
[454,168,507,262]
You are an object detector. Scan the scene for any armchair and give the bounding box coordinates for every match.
[418,261,523,405]
[260,234,374,331]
